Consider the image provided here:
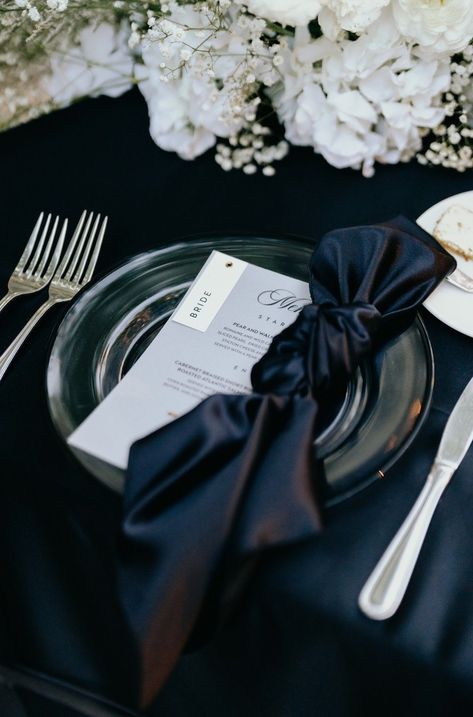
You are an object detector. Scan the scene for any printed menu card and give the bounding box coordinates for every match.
[68,251,311,468]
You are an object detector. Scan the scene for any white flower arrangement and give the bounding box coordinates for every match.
[2,0,473,175]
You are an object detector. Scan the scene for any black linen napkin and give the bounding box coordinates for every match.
[117,216,455,707]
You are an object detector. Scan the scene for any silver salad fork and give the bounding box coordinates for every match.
[0,213,68,314]
[0,210,108,382]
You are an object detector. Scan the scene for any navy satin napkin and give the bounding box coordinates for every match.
[117,217,455,707]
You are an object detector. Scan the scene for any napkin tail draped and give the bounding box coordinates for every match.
[120,391,321,706]
[117,216,455,707]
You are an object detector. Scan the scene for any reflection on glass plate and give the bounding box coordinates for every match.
[46,235,434,505]
[418,190,473,337]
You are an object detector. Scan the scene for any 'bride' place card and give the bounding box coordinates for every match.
[68,251,312,468]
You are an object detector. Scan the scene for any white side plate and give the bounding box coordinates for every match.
[418,190,473,338]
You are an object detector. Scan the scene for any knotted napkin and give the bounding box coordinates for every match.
[117,217,455,707]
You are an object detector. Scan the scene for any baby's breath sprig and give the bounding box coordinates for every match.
[131,1,287,172]
[215,99,289,175]
[418,44,473,172]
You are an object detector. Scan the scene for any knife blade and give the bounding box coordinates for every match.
[447,268,473,293]
[358,375,473,620]
[436,375,473,467]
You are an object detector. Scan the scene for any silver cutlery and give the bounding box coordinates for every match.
[0,213,67,314]
[446,268,473,293]
[359,375,473,620]
[0,210,107,382]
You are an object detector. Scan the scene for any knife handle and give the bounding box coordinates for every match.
[358,463,454,620]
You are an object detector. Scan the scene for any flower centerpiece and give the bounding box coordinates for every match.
[2,0,473,175]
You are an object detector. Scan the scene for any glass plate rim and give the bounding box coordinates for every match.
[45,234,435,507]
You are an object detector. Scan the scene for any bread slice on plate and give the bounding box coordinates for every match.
[433,204,473,261]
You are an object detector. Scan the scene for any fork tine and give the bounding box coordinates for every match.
[43,218,68,283]
[34,215,59,277]
[25,213,51,275]
[16,212,44,271]
[82,216,107,286]
[63,212,94,281]
[72,214,101,285]
[55,210,87,278]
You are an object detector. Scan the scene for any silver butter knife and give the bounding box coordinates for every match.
[447,268,473,293]
[359,375,473,620]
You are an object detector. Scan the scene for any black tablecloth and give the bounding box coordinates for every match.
[1,88,473,717]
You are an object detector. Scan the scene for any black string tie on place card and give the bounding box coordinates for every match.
[117,216,455,707]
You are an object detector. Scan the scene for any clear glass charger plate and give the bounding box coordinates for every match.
[46,234,434,505]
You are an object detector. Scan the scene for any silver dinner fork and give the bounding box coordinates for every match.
[0,213,68,314]
[0,210,108,382]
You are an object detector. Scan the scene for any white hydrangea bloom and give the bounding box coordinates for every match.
[137,45,238,160]
[45,23,133,105]
[137,2,280,160]
[320,0,390,34]
[136,4,231,159]
[284,83,385,174]
[137,72,217,160]
[275,9,451,175]
[237,0,322,27]
[392,0,473,55]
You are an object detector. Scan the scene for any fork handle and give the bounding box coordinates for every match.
[358,462,454,620]
[0,291,20,314]
[0,298,57,382]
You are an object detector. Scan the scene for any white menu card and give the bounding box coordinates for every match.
[68,251,311,469]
